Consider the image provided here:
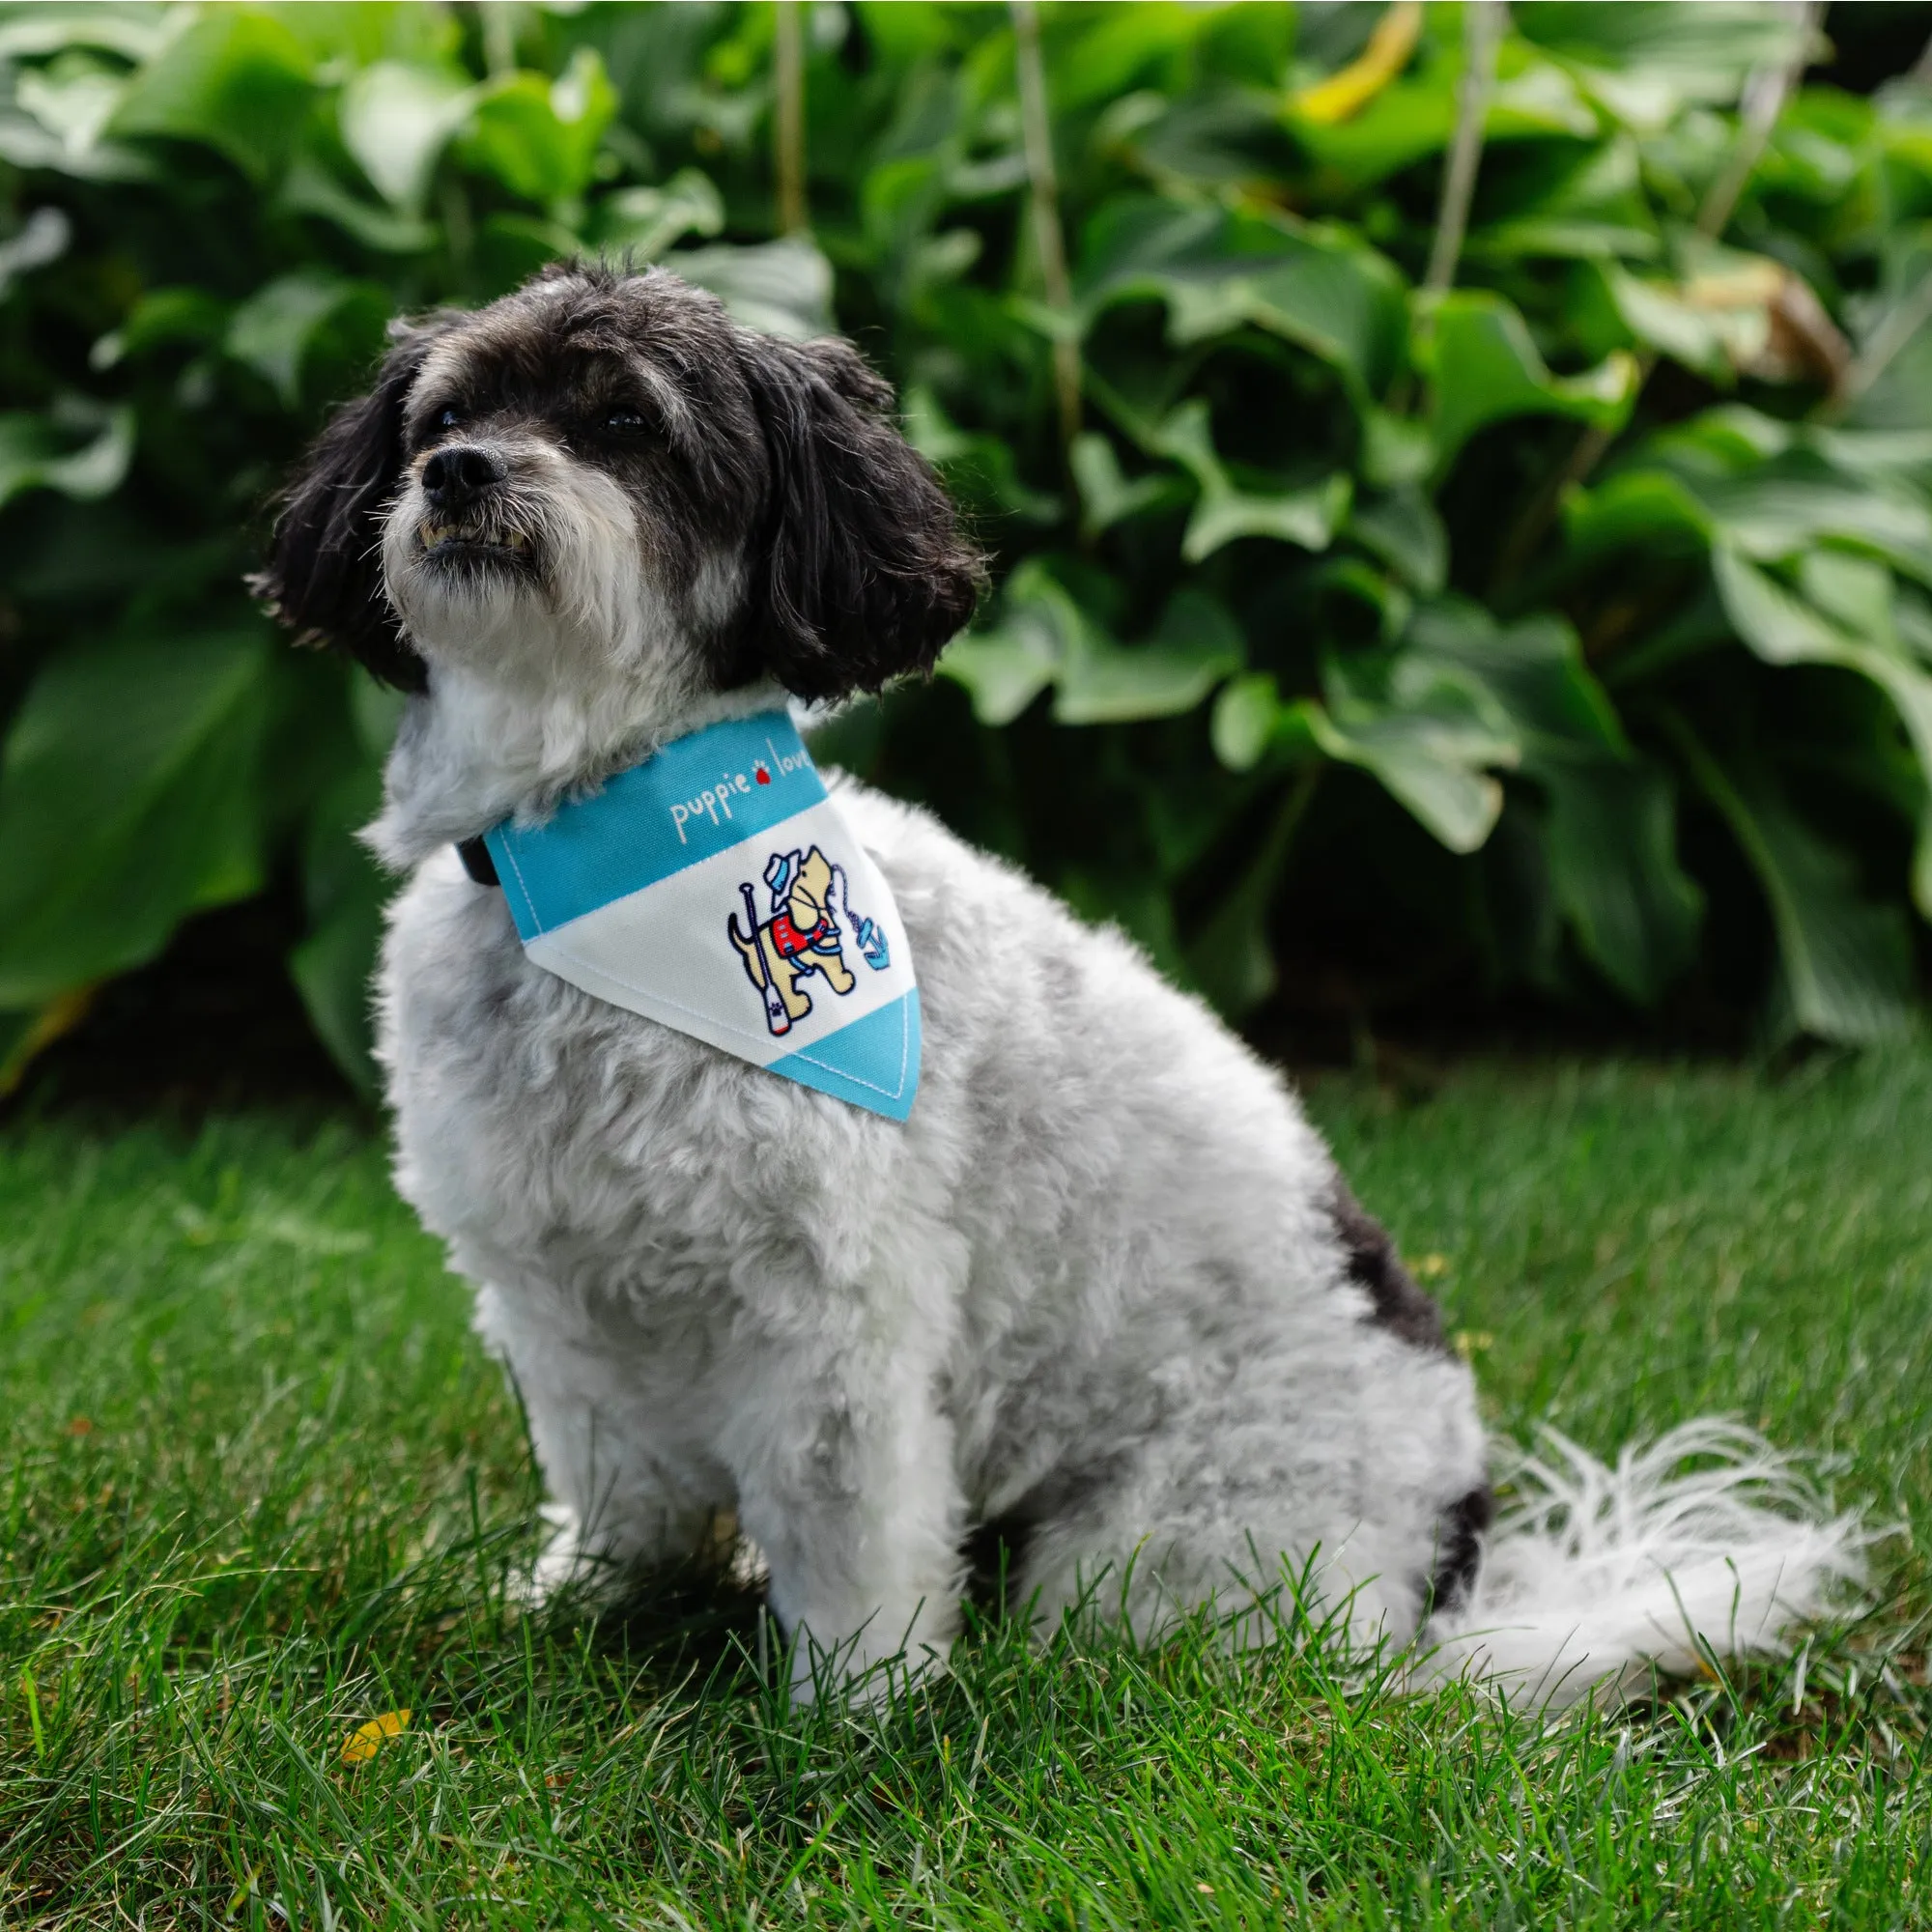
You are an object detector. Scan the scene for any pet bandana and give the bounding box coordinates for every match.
[475,711,920,1121]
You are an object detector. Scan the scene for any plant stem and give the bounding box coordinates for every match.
[1485,394,1641,599]
[1183,765,1321,1019]
[480,2,516,78]
[1695,1,1821,241]
[1423,0,1504,296]
[774,0,808,236]
[1489,4,1819,593]
[1012,0,1081,461]
[1832,270,1932,417]
[1387,0,1504,416]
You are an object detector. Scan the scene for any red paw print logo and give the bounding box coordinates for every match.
[753,762,771,785]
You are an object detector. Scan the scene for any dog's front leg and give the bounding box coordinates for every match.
[472,1281,733,1608]
[724,1351,964,1702]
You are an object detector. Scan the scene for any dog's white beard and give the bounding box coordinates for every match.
[367,444,753,869]
[383,440,682,695]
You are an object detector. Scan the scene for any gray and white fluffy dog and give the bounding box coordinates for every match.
[258,263,1862,1706]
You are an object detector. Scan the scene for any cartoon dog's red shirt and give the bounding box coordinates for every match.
[768,908,832,957]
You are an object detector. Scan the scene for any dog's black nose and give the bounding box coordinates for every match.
[422,443,506,508]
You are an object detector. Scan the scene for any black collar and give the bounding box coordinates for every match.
[457,837,499,887]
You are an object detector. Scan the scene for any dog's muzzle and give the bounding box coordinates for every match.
[414,442,536,568]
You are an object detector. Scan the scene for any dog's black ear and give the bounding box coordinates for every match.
[733,332,984,700]
[251,318,454,693]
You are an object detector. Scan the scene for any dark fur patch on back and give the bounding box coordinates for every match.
[1327,1179,1448,1353]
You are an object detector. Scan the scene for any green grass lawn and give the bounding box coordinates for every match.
[3,1051,1930,1928]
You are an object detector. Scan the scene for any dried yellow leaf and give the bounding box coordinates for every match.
[340,1708,412,1764]
[1292,2,1422,126]
[0,984,98,1099]
[1685,259,1850,391]
[1682,261,1785,312]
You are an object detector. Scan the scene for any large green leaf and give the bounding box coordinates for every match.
[1605,414,1932,580]
[0,404,132,511]
[592,168,724,260]
[337,59,474,213]
[1399,602,1700,1001]
[1056,5,1226,114]
[1314,650,1520,853]
[672,239,835,339]
[1347,488,1447,595]
[939,631,1056,728]
[1076,197,1406,397]
[1210,644,1521,856]
[1069,432,1187,538]
[1845,226,1932,434]
[1567,429,1932,924]
[1699,470,1932,590]
[0,629,273,1007]
[1114,85,1301,194]
[1182,773,1318,1019]
[904,385,1060,526]
[1714,547,1932,917]
[0,12,170,65]
[1561,466,1720,569]
[1053,588,1242,726]
[1406,602,1627,758]
[1572,413,1932,586]
[1602,264,1761,382]
[1151,400,1350,563]
[224,270,389,408]
[4,43,152,178]
[1423,291,1638,474]
[288,760,386,1100]
[0,68,153,183]
[939,571,1064,727]
[1666,719,1914,1045]
[277,156,438,253]
[1466,135,1661,266]
[269,1,460,69]
[90,287,228,370]
[459,49,614,211]
[108,7,314,181]
[1515,2,1809,128]
[1284,38,1598,189]
[1540,758,1703,1004]
[941,566,1239,728]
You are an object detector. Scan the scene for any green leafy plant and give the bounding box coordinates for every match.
[2,1,1930,1095]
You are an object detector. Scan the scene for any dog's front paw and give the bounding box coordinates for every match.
[782,1605,956,1709]
[512,1503,625,1614]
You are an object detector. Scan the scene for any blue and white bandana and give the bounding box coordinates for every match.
[479,711,920,1121]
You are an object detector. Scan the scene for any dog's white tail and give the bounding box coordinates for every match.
[1413,1419,1868,1707]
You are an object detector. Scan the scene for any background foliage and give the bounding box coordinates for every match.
[2,0,1932,1094]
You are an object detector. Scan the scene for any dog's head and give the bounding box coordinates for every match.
[791,846,838,922]
[254,262,984,710]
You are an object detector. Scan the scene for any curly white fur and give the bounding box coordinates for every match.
[1413,1421,1868,1706]
[376,693,1864,1701]
[359,307,1863,1707]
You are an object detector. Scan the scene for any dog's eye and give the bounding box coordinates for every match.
[436,406,462,432]
[603,410,648,436]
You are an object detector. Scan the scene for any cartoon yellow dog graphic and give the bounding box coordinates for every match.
[727,844,867,1036]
